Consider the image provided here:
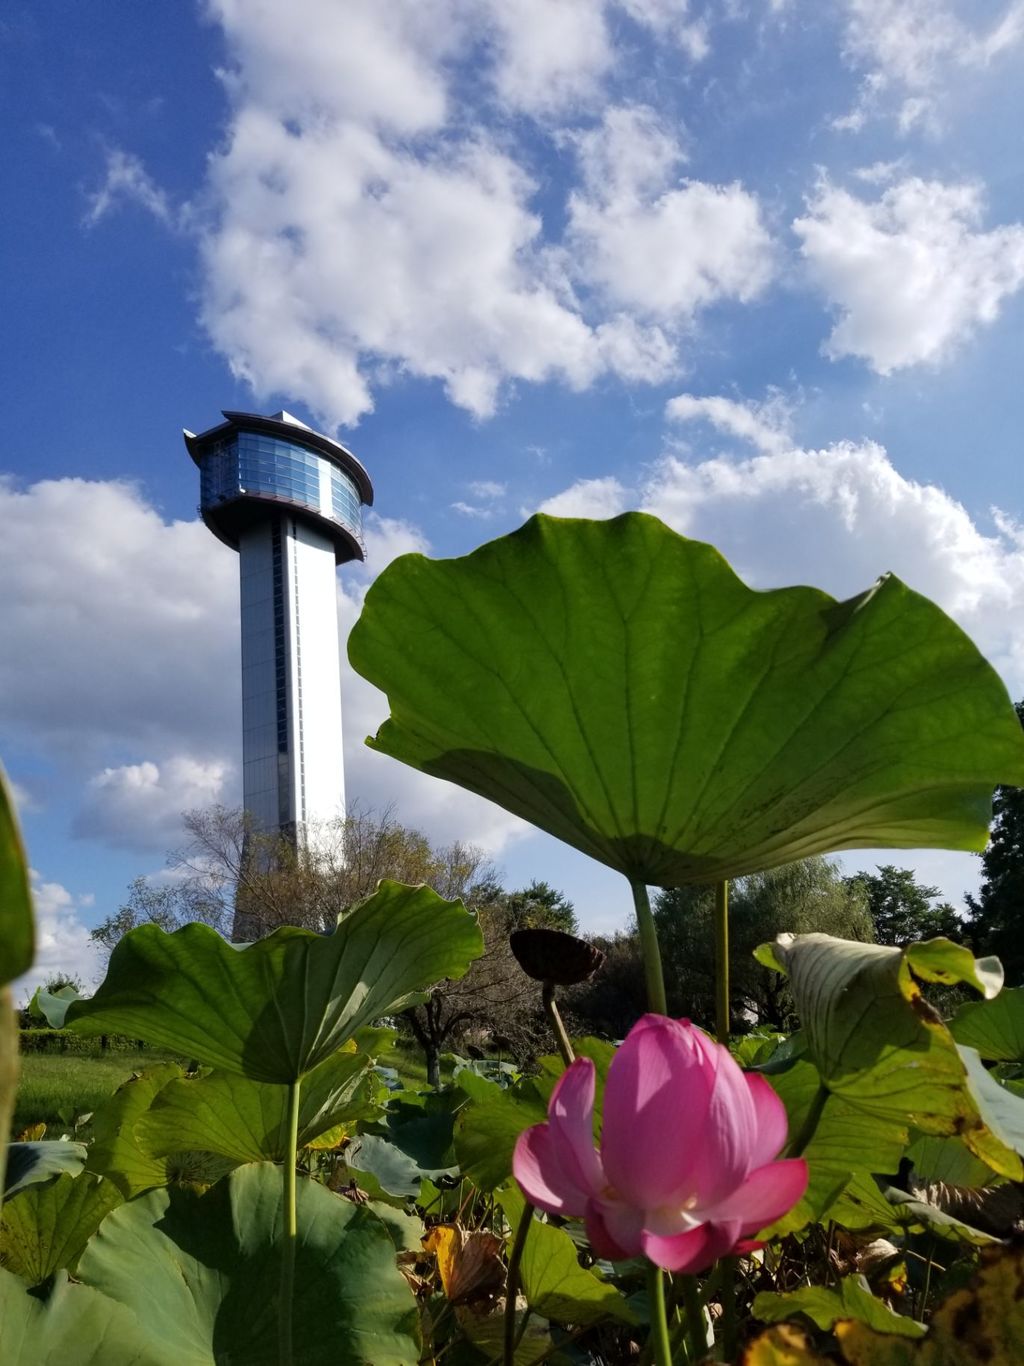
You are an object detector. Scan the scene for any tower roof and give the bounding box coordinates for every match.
[184,409,374,506]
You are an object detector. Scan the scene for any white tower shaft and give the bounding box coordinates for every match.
[239,515,345,844]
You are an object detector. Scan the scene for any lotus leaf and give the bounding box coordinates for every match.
[753,1274,925,1338]
[5,1141,87,1198]
[349,514,1024,886]
[756,934,1024,1177]
[37,881,482,1083]
[135,1050,380,1165]
[0,1267,156,1365]
[498,1186,637,1326]
[76,1163,420,1365]
[0,1171,122,1283]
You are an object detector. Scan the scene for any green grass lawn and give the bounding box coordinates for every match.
[13,1052,175,1135]
[12,1037,452,1140]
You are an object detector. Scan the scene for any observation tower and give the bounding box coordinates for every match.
[185,410,373,906]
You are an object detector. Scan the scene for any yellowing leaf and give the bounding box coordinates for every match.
[836,1246,1024,1365]
[743,1323,830,1364]
[423,1223,504,1306]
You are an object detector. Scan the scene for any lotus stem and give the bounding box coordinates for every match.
[279,1077,301,1366]
[632,881,668,1015]
[717,1256,738,1361]
[714,880,729,1045]
[542,982,575,1068]
[647,1263,673,1366]
[504,1200,535,1365]
[680,1274,706,1363]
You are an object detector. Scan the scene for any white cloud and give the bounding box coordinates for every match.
[566,106,776,322]
[0,476,524,859]
[200,109,607,424]
[15,873,103,999]
[535,475,628,519]
[74,757,232,852]
[485,0,613,115]
[452,480,508,520]
[616,0,709,60]
[469,480,508,500]
[361,514,430,571]
[794,176,1024,373]
[0,477,238,762]
[190,7,768,427]
[665,389,793,453]
[85,149,174,227]
[837,0,1024,131]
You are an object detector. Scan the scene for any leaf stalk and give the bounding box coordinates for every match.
[714,879,729,1045]
[647,1262,673,1366]
[504,1200,535,1365]
[279,1076,301,1366]
[632,881,668,1015]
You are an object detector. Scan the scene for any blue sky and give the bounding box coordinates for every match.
[4,0,1024,990]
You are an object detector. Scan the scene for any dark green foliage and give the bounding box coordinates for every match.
[967,701,1024,984]
[19,1030,152,1056]
[565,931,647,1039]
[502,880,578,934]
[652,858,874,1029]
[846,864,963,947]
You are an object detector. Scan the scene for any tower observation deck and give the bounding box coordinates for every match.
[185,410,373,892]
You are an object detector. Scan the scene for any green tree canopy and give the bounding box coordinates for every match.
[652,858,874,1030]
[967,701,1024,985]
[501,880,577,934]
[845,865,963,947]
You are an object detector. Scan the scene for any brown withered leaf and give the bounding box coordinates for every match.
[423,1222,505,1306]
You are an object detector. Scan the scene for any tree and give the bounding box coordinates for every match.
[565,930,646,1040]
[94,803,575,1082]
[501,880,577,934]
[650,858,874,1031]
[967,700,1024,984]
[845,865,962,947]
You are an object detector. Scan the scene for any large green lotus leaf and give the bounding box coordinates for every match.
[0,1172,122,1284]
[951,987,1024,1062]
[0,1267,158,1365]
[38,881,482,1083]
[0,768,33,1207]
[135,1050,377,1165]
[0,767,32,987]
[753,1274,925,1338]
[85,1064,232,1199]
[347,1088,462,1196]
[76,1163,419,1366]
[760,1055,907,1237]
[756,934,1024,1177]
[905,1132,997,1189]
[881,1186,1000,1247]
[498,1186,636,1327]
[5,1141,87,1198]
[348,514,1024,886]
[453,1073,549,1192]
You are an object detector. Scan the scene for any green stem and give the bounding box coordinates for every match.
[716,1257,737,1362]
[504,1201,535,1366]
[647,1263,673,1366]
[784,1083,829,1158]
[680,1275,706,1363]
[542,982,575,1068]
[632,880,667,1015]
[714,879,730,1045]
[279,1077,301,1366]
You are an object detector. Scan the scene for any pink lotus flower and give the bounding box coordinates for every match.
[513,1014,808,1273]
